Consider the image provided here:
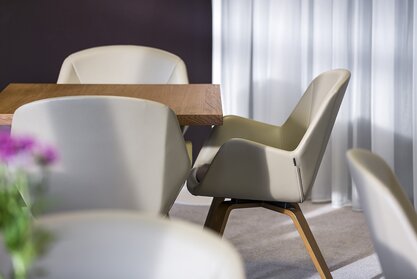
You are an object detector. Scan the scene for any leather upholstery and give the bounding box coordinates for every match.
[11,96,190,215]
[57,45,188,84]
[347,149,417,279]
[188,69,351,202]
[1,211,245,279]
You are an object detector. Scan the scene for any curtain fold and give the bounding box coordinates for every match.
[212,0,417,208]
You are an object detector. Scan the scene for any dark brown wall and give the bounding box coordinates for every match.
[0,0,212,90]
[0,0,213,160]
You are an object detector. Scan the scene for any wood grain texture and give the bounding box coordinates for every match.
[0,83,223,126]
[204,199,332,279]
[264,203,333,279]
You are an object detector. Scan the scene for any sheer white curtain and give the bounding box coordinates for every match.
[212,0,417,208]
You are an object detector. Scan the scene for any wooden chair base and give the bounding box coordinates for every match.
[204,198,332,279]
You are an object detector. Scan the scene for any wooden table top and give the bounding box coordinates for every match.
[0,83,223,126]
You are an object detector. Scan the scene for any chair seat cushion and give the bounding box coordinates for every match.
[187,167,202,193]
[196,164,210,182]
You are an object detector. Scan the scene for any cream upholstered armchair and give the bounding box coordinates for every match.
[347,149,417,279]
[34,211,245,279]
[0,211,245,278]
[57,45,188,84]
[187,69,351,278]
[11,96,190,215]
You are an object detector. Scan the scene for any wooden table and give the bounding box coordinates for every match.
[0,83,223,126]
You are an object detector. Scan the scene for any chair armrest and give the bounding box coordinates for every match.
[188,138,304,202]
[194,115,285,168]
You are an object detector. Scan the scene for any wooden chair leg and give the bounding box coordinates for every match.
[205,199,265,235]
[204,197,232,235]
[205,199,331,278]
[264,202,332,279]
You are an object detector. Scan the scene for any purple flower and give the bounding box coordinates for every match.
[0,131,57,166]
[16,137,35,151]
[0,131,35,162]
[35,145,58,166]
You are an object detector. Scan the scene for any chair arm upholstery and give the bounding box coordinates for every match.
[188,138,304,203]
[194,115,285,169]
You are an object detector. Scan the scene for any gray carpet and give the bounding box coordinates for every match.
[170,201,383,279]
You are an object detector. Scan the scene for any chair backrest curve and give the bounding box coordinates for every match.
[57,45,188,84]
[0,211,246,279]
[347,149,417,279]
[283,69,350,197]
[11,96,190,215]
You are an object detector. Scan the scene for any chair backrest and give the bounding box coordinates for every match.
[11,96,190,215]
[284,69,350,197]
[347,149,417,279]
[57,45,188,84]
[0,211,245,279]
